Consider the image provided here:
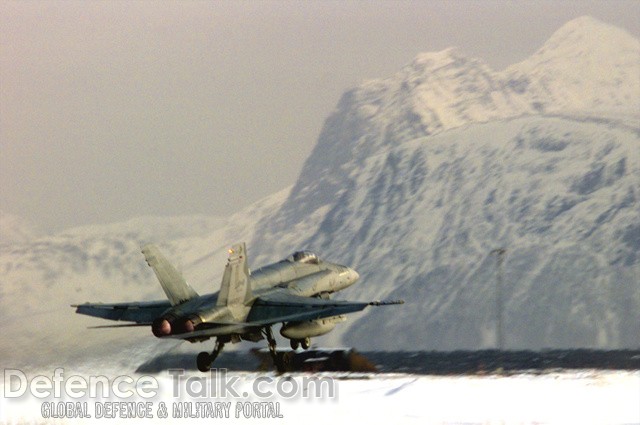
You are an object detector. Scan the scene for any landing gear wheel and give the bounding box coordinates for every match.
[196,339,225,372]
[290,339,300,350]
[197,352,211,372]
[301,337,311,350]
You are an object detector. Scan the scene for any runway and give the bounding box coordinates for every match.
[2,368,638,424]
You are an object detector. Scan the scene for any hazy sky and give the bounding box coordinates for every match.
[1,1,639,232]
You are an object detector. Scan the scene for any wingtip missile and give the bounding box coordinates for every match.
[368,299,405,306]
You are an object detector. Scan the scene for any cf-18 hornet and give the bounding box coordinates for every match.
[73,243,403,371]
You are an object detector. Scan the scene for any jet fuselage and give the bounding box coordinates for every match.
[151,251,359,338]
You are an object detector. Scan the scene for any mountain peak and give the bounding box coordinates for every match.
[396,47,492,82]
[510,16,639,69]
[265,17,640,253]
[507,16,640,114]
[551,15,634,41]
[537,15,638,56]
[408,47,470,70]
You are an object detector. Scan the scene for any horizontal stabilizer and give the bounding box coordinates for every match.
[73,300,171,323]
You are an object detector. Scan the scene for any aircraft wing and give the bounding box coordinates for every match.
[161,292,401,341]
[246,291,371,323]
[72,300,171,324]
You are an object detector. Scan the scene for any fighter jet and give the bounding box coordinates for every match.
[73,243,403,371]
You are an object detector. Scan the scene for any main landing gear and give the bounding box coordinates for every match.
[195,328,312,373]
[289,337,311,350]
[195,327,287,373]
[263,326,286,373]
[197,338,225,372]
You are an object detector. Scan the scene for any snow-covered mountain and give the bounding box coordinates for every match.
[1,16,638,368]
[329,116,639,349]
[269,16,639,238]
[248,16,640,349]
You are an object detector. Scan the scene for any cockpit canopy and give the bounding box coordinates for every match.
[287,251,320,264]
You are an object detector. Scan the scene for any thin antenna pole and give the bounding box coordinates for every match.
[490,248,506,351]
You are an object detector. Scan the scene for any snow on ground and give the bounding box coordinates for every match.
[1,370,638,425]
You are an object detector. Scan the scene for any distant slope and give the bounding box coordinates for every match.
[0,190,288,368]
[333,116,638,349]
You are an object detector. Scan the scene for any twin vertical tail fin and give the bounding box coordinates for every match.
[141,242,252,321]
[141,244,199,306]
[217,242,252,308]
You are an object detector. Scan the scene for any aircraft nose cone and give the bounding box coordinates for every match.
[349,268,360,283]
